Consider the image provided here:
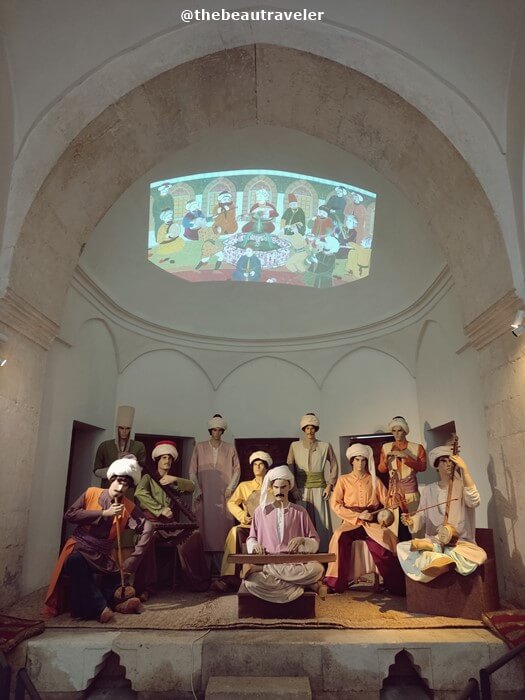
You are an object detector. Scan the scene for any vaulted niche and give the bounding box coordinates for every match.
[148,169,376,287]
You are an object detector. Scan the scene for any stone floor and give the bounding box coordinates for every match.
[6,626,525,699]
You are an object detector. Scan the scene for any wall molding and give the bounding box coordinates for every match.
[464,289,523,350]
[70,264,454,353]
[0,287,59,350]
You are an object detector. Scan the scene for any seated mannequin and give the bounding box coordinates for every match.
[397,446,487,582]
[215,451,272,591]
[134,441,210,594]
[42,457,153,622]
[244,465,326,603]
[324,444,405,595]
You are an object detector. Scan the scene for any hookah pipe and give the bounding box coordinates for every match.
[112,494,136,602]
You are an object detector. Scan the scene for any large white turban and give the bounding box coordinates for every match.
[300,414,320,430]
[259,465,295,510]
[249,451,273,468]
[107,456,142,486]
[346,443,377,492]
[208,415,228,431]
[151,440,178,461]
[389,416,409,435]
[428,445,453,469]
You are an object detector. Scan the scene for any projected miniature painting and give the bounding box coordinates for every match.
[148,169,376,287]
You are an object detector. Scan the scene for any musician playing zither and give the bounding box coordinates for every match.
[42,457,153,623]
[397,446,487,582]
[244,465,326,603]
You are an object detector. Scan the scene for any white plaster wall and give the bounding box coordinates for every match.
[21,319,118,594]
[2,0,521,152]
[115,349,214,442]
[215,357,320,442]
[415,317,491,526]
[321,347,420,469]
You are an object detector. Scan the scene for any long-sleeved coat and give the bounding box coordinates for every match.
[189,440,240,551]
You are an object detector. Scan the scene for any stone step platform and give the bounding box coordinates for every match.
[7,628,525,699]
[205,675,312,699]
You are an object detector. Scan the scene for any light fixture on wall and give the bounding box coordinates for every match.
[0,331,7,366]
[511,310,525,337]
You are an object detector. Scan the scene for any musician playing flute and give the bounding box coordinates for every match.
[397,446,487,582]
[244,465,326,603]
[134,441,210,594]
[42,456,153,622]
[324,444,405,595]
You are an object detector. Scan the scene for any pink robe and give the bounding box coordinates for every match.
[245,503,323,603]
[247,502,319,553]
[189,441,240,551]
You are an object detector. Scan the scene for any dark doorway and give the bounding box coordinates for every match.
[61,420,105,547]
[235,437,296,482]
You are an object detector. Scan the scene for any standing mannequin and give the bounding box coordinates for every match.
[287,413,338,551]
[93,405,146,481]
[377,416,426,538]
[189,415,240,574]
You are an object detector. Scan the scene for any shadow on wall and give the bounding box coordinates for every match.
[487,457,524,605]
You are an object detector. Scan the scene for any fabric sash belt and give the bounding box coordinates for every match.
[304,472,327,489]
[72,529,115,555]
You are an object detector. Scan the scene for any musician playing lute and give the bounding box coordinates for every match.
[397,445,487,582]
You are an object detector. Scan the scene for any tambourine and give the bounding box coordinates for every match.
[377,508,395,528]
[436,523,459,546]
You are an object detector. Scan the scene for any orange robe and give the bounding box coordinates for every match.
[326,472,398,580]
[42,487,149,617]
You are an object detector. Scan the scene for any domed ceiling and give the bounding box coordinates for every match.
[80,126,446,341]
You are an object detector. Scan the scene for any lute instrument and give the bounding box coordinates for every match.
[436,434,460,548]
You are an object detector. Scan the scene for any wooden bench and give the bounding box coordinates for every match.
[405,528,500,620]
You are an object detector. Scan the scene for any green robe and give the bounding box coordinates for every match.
[134,473,195,516]
[93,439,147,477]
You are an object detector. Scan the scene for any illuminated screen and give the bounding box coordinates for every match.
[148,169,376,287]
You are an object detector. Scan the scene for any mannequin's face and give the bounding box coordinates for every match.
[210,428,223,441]
[108,477,131,499]
[391,426,406,442]
[252,460,267,478]
[351,456,368,473]
[437,456,454,480]
[272,479,291,502]
[118,426,131,441]
[303,425,317,439]
[157,454,173,475]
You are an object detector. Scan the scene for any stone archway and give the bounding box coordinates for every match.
[0,44,521,606]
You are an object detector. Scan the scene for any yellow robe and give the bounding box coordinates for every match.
[220,478,263,577]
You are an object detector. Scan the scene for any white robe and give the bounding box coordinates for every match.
[397,479,487,582]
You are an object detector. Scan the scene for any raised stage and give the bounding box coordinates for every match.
[4,588,525,699]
